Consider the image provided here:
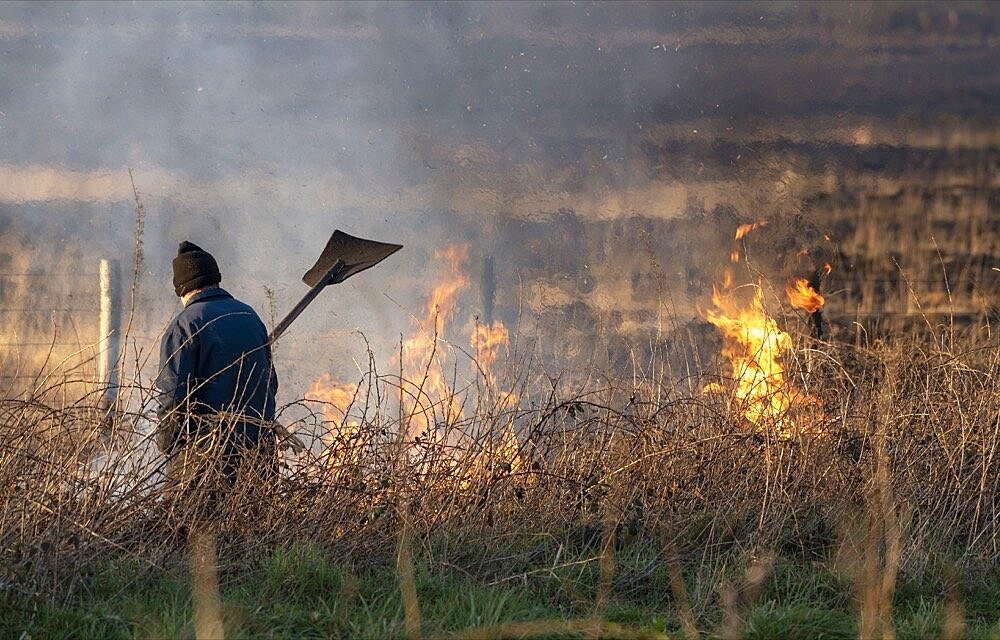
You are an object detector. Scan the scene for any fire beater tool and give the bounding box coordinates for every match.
[268,230,403,345]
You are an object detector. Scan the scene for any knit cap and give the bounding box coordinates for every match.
[172,241,221,297]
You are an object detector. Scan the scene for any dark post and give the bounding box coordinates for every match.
[808,269,825,341]
[481,255,496,325]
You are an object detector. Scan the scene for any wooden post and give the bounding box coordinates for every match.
[98,258,122,409]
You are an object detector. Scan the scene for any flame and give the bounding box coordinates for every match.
[731,220,768,263]
[400,246,521,478]
[471,318,519,426]
[307,374,364,464]
[785,278,825,313]
[308,374,360,420]
[705,278,799,436]
[421,245,471,331]
[471,320,509,385]
[470,320,519,472]
[308,242,521,483]
[735,220,768,241]
[704,221,822,438]
[402,244,471,434]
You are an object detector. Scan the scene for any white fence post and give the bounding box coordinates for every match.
[98,258,122,408]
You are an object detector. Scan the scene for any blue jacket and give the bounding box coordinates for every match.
[156,287,277,446]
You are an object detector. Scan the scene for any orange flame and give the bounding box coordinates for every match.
[307,374,364,464]
[785,278,825,313]
[735,220,768,241]
[309,243,521,479]
[731,220,768,264]
[308,374,360,419]
[705,282,798,436]
[471,320,509,385]
[704,223,822,438]
[421,245,470,331]
[400,245,470,435]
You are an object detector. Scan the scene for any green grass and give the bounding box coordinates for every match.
[3,544,998,639]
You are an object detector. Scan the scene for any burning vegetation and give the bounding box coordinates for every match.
[785,277,825,314]
[703,221,826,438]
[307,243,520,488]
[2,2,998,635]
[2,177,998,637]
[4,210,1000,637]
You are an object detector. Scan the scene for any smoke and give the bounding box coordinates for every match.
[0,1,996,390]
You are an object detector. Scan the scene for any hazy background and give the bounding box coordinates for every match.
[1,1,997,397]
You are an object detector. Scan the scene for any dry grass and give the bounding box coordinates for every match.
[1,184,996,633]
[1,311,998,637]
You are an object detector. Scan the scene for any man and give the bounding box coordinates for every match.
[155,241,278,490]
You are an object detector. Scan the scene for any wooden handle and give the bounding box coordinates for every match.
[268,260,345,345]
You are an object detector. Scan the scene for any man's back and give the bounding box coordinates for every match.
[156,287,277,432]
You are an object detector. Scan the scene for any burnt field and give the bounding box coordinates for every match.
[2,1,999,638]
[4,203,1000,636]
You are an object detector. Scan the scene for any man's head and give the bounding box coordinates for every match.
[172,241,221,298]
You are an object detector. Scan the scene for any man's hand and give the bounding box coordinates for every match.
[271,421,306,454]
[155,414,183,456]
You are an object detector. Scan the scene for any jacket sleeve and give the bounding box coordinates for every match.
[156,319,199,419]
